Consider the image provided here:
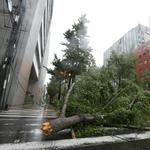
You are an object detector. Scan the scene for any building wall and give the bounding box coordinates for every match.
[104,24,150,66]
[133,40,150,80]
[0,0,53,106]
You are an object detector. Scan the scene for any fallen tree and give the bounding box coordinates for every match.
[41,82,132,135]
[41,67,150,137]
[41,83,87,135]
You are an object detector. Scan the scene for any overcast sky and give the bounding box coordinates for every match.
[45,0,150,84]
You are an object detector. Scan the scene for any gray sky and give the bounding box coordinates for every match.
[45,0,150,84]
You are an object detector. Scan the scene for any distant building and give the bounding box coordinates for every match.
[0,0,54,108]
[104,24,150,66]
[133,40,150,80]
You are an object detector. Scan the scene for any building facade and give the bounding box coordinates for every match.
[0,0,53,108]
[133,40,150,80]
[104,24,150,66]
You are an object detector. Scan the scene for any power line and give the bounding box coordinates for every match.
[0,0,26,109]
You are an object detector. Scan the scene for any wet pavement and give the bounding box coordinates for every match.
[0,104,150,149]
[0,104,72,144]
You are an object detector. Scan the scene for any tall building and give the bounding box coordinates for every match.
[104,24,150,66]
[0,0,54,109]
[133,40,150,80]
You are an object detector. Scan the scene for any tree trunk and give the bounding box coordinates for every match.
[61,82,75,117]
[41,115,85,135]
[68,75,72,90]
[58,81,61,100]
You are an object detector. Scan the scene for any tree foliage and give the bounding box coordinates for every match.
[45,15,150,138]
[61,14,95,78]
[47,76,58,100]
[55,66,150,128]
[141,69,150,91]
[47,54,65,100]
[107,49,139,88]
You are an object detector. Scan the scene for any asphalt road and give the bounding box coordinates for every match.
[0,105,71,144]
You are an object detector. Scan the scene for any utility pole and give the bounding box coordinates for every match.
[0,0,26,110]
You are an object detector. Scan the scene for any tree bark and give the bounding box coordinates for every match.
[41,115,85,135]
[58,81,61,100]
[61,82,75,117]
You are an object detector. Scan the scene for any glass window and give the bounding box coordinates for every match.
[149,58,150,62]
[145,67,147,70]
[143,46,145,50]
[140,69,142,72]
[148,43,150,47]
[139,62,142,65]
[144,60,147,64]
[140,76,143,80]
[138,49,140,52]
[143,53,146,56]
[139,55,141,59]
[148,51,150,54]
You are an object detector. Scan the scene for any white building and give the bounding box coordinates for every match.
[104,24,150,66]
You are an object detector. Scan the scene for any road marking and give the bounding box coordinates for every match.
[19,129,41,134]
[4,123,14,125]
[0,115,57,118]
[25,124,40,126]
[45,108,47,116]
[25,109,56,112]
[0,119,19,120]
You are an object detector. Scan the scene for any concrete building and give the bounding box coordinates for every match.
[104,24,150,66]
[133,40,150,80]
[0,0,54,108]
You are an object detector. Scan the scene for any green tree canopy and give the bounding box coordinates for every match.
[61,14,95,78]
[141,69,150,91]
[107,48,139,88]
[47,76,58,99]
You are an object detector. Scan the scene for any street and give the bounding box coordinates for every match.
[0,104,71,144]
[0,104,150,150]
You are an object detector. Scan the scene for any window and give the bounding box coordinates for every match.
[144,60,147,64]
[138,49,140,52]
[149,58,150,62]
[143,53,146,56]
[139,55,141,59]
[148,43,150,47]
[145,67,147,70]
[139,40,141,44]
[140,69,142,72]
[143,46,145,50]
[139,62,142,65]
[140,76,143,80]
[148,51,150,54]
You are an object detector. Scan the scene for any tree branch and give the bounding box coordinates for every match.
[130,93,139,107]
[101,84,131,113]
[60,82,75,117]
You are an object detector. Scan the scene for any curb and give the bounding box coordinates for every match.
[0,131,150,150]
